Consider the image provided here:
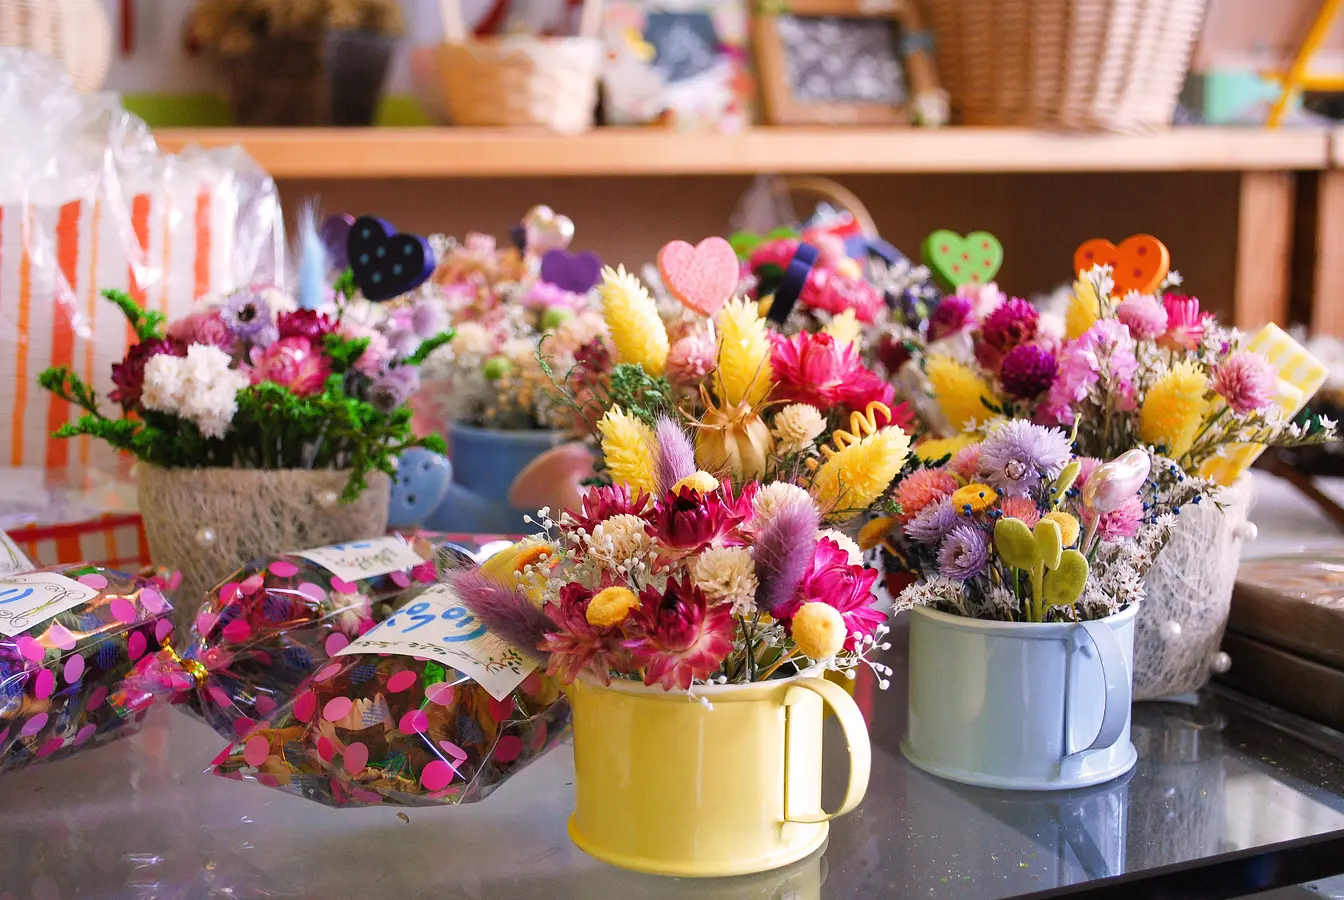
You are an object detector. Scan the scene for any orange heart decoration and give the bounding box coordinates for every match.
[657,237,740,318]
[1073,234,1170,295]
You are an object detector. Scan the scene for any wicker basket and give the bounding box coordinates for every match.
[416,0,603,133]
[922,0,1207,131]
[0,0,111,92]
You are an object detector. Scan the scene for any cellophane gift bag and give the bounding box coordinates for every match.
[0,563,173,774]
[0,48,282,480]
[131,534,480,742]
[211,581,569,807]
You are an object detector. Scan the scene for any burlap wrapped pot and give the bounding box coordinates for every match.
[137,465,391,629]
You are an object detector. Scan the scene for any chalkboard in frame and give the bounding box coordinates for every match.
[753,0,946,126]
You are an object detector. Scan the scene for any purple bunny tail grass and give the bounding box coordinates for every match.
[445,569,553,665]
[654,415,697,494]
[753,500,819,617]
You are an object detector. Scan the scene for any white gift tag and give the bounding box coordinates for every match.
[0,531,35,577]
[0,572,101,636]
[292,536,425,583]
[337,584,534,702]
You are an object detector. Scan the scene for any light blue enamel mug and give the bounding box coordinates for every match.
[902,603,1138,791]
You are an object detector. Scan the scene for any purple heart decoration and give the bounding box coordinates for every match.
[320,214,355,271]
[347,216,435,302]
[540,249,602,295]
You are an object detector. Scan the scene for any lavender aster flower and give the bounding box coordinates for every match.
[937,523,990,581]
[221,288,277,346]
[411,301,446,338]
[978,419,1072,496]
[998,344,1058,400]
[368,366,421,412]
[904,497,957,545]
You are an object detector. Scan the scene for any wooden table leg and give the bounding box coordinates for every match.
[1313,168,1344,336]
[1235,170,1295,330]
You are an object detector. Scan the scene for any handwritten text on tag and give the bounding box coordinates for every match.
[293,536,425,583]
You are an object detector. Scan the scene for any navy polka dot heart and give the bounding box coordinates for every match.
[347,216,435,302]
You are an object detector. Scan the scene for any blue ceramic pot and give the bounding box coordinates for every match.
[425,424,563,534]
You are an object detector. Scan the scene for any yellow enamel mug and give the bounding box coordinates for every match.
[566,672,872,877]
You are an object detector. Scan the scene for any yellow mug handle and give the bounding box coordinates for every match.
[782,676,872,824]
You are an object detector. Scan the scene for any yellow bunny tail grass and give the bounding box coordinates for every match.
[713,297,773,407]
[598,265,669,376]
[598,407,658,493]
[1065,278,1101,340]
[823,308,862,349]
[1138,359,1210,459]
[809,408,912,518]
[927,355,999,432]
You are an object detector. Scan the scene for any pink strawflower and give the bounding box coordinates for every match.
[950,444,982,481]
[999,495,1041,526]
[1116,294,1168,341]
[623,578,735,690]
[566,484,651,533]
[1211,350,1276,415]
[800,268,884,323]
[928,295,974,342]
[998,344,1058,400]
[247,336,332,396]
[540,584,633,686]
[666,332,717,388]
[770,332,895,411]
[749,238,800,273]
[1159,294,1212,351]
[167,309,237,353]
[976,298,1039,371]
[894,468,961,524]
[646,485,748,553]
[277,309,337,343]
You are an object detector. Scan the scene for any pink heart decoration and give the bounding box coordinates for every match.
[657,237,739,317]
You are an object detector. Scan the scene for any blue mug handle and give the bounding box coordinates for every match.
[1063,620,1132,759]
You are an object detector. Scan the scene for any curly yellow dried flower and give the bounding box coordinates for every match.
[598,407,657,493]
[927,355,999,432]
[1139,359,1210,459]
[809,419,912,518]
[713,297,773,407]
[598,265,669,376]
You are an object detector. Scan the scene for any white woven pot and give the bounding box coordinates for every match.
[1134,477,1255,700]
[137,465,390,628]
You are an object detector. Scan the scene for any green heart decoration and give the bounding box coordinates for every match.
[922,229,1004,289]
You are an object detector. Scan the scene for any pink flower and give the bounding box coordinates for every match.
[1041,320,1137,424]
[1083,495,1144,541]
[1159,294,1212,351]
[1074,457,1103,489]
[247,336,332,396]
[623,578,735,690]
[976,298,1039,371]
[541,584,633,685]
[567,484,651,533]
[666,332,717,388]
[999,494,1041,526]
[277,309,337,343]
[523,280,588,312]
[999,344,1058,400]
[167,309,237,353]
[646,486,748,554]
[928,295,974,342]
[894,468,961,524]
[1211,350,1275,415]
[789,539,883,650]
[770,332,895,411]
[956,281,1007,323]
[1116,294,1168,341]
[749,238,800,273]
[800,268,884,323]
[950,444,982,481]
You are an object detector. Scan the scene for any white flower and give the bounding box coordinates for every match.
[772,404,826,454]
[589,514,656,567]
[175,344,247,439]
[817,529,862,565]
[140,354,188,413]
[502,337,536,362]
[752,482,813,524]
[690,546,758,616]
[451,322,494,359]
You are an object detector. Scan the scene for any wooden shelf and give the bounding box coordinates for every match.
[155,126,1331,179]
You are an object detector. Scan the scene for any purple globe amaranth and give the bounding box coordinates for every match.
[998,343,1058,400]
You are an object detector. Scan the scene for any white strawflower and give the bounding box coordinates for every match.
[451,322,494,359]
[752,482,813,524]
[818,529,863,565]
[690,546,758,616]
[140,354,187,413]
[590,514,656,566]
[772,403,826,454]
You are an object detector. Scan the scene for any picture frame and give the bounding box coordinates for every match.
[752,0,947,126]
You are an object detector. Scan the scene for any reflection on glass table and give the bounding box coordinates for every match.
[1,644,1343,900]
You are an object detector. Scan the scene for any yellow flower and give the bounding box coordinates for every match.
[927,355,998,432]
[713,297,773,407]
[792,602,846,659]
[773,402,826,454]
[951,482,998,513]
[1139,360,1210,459]
[598,407,657,493]
[673,470,720,494]
[914,433,977,463]
[1040,511,1080,547]
[823,309,862,348]
[857,516,899,551]
[810,427,911,519]
[1065,278,1100,340]
[586,586,641,628]
[599,265,669,376]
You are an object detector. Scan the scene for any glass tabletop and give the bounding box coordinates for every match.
[2,625,1344,900]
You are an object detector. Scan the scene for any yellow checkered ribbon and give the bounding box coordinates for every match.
[1199,323,1327,485]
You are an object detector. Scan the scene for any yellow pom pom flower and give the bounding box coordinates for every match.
[586,586,641,628]
[598,407,657,493]
[673,470,720,494]
[792,602,846,660]
[1066,277,1101,340]
[927,355,999,432]
[823,309,862,348]
[1040,511,1081,547]
[810,426,912,519]
[713,297,773,408]
[951,482,998,514]
[1139,359,1210,459]
[914,433,978,463]
[598,265,669,376]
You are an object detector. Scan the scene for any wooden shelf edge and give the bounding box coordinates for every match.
[154,126,1331,179]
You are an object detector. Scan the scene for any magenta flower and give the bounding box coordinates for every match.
[771,332,895,412]
[646,486,747,553]
[977,298,1039,371]
[999,344,1058,400]
[800,268,884,323]
[540,583,632,685]
[928,295,974,342]
[566,484,651,534]
[1212,350,1276,415]
[277,309,337,343]
[1159,294,1212,351]
[167,309,237,353]
[1116,294,1168,341]
[108,339,181,410]
[247,336,332,396]
[791,538,883,650]
[623,578,734,690]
